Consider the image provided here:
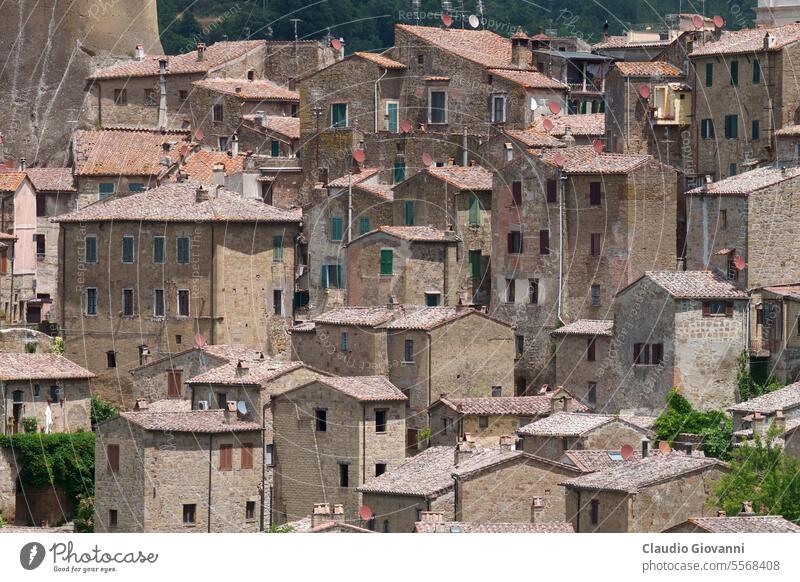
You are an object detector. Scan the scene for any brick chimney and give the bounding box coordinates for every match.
[454,437,476,466]
[235,359,250,377]
[196,185,210,203]
[212,163,226,187]
[311,503,332,528]
[224,400,236,424]
[134,44,145,61]
[197,42,207,61]
[511,28,530,69]
[331,503,345,523]
[499,435,514,450]
[419,511,444,523]
[740,501,755,516]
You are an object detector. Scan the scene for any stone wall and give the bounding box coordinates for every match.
[131,349,228,403]
[290,324,390,377]
[2,378,91,434]
[362,490,454,533]
[553,334,610,411]
[0,447,18,523]
[522,420,648,462]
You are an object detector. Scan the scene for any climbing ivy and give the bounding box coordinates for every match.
[654,389,733,460]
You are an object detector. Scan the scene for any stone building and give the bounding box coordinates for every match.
[271,376,407,524]
[727,382,800,443]
[0,353,94,434]
[0,171,37,323]
[528,113,606,146]
[531,48,612,114]
[263,39,341,86]
[562,452,728,532]
[414,519,574,533]
[608,271,748,413]
[749,285,800,382]
[94,408,263,532]
[491,146,677,393]
[428,389,587,447]
[516,412,652,462]
[775,124,800,163]
[54,181,301,406]
[551,320,614,411]
[594,16,715,64]
[689,23,800,179]
[685,166,800,290]
[666,514,800,533]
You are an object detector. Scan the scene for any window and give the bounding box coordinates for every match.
[417,54,424,66]
[114,89,127,105]
[724,114,738,139]
[508,231,523,254]
[591,284,601,306]
[385,100,399,132]
[122,288,134,317]
[35,234,45,257]
[587,338,596,362]
[469,194,481,226]
[176,237,190,264]
[212,104,223,122]
[546,179,557,204]
[729,163,737,177]
[425,293,441,306]
[36,195,46,217]
[634,343,649,365]
[515,334,525,357]
[315,409,327,432]
[153,236,165,264]
[752,119,760,141]
[128,182,145,193]
[651,343,664,365]
[339,463,349,487]
[469,250,481,279]
[590,499,599,525]
[590,233,602,256]
[511,181,522,205]
[375,409,387,433]
[99,182,114,200]
[730,60,739,85]
[270,140,280,157]
[321,264,343,289]
[330,217,344,241]
[539,229,550,255]
[359,217,370,235]
[109,509,118,527]
[50,385,61,404]
[265,444,275,466]
[478,416,489,429]
[341,331,350,351]
[86,288,97,315]
[719,209,727,230]
[122,236,135,263]
[429,90,447,124]
[705,62,713,87]
[404,200,414,226]
[85,236,98,263]
[404,339,414,363]
[753,59,761,84]
[491,386,502,397]
[380,249,393,275]
[34,384,40,400]
[218,136,228,151]
[702,301,733,317]
[144,89,158,107]
[177,289,190,317]
[273,289,283,315]
[246,501,256,521]
[393,160,405,184]
[272,236,284,262]
[589,182,602,206]
[167,371,181,397]
[700,118,714,139]
[153,289,165,317]
[491,94,506,123]
[178,90,188,105]
[219,444,233,471]
[375,463,387,477]
[183,504,196,526]
[216,393,227,410]
[587,382,597,406]
[107,444,119,472]
[506,278,516,303]
[241,443,253,469]
[529,278,539,304]
[331,103,348,127]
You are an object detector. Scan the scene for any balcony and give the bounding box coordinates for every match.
[567,78,604,94]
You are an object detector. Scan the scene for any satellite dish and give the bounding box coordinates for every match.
[713,15,725,29]
[620,444,634,460]
[193,128,205,142]
[552,154,566,167]
[331,38,342,50]
[548,101,561,115]
[638,84,650,99]
[693,15,704,30]
[194,333,207,348]
[530,99,538,111]
[734,255,747,271]
[358,505,374,520]
[421,152,434,167]
[658,440,672,454]
[180,145,190,158]
[468,14,480,29]
[236,401,248,415]
[441,14,453,27]
[352,149,366,163]
[400,119,413,133]
[542,118,554,132]
[592,139,604,154]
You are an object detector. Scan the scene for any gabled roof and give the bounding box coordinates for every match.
[352,226,460,244]
[118,410,261,433]
[353,51,407,70]
[762,285,800,301]
[727,382,800,414]
[487,68,568,90]
[186,359,312,386]
[415,521,575,533]
[670,516,800,533]
[25,168,76,193]
[435,394,587,416]
[315,376,406,402]
[551,319,613,337]
[132,344,264,373]
[89,40,266,80]
[0,172,27,193]
[691,23,800,57]
[327,167,380,188]
[503,128,564,148]
[628,270,748,300]
[192,78,298,101]
[426,165,493,190]
[686,166,800,196]
[72,129,190,177]
[517,412,618,437]
[53,181,302,224]
[539,146,652,174]
[560,453,728,493]
[385,306,511,331]
[530,113,605,138]
[177,150,247,184]
[263,116,301,140]
[313,306,396,327]
[614,61,683,77]
[0,353,95,381]
[358,446,456,497]
[561,449,640,472]
[395,24,515,69]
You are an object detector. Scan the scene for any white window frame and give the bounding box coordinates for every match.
[85,235,98,264]
[177,289,190,317]
[122,288,135,317]
[176,236,191,265]
[121,235,135,264]
[428,88,448,124]
[153,236,166,264]
[153,288,165,318]
[491,94,507,123]
[85,287,98,316]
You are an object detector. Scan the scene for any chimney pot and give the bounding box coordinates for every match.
[454,437,476,466]
[332,504,345,523]
[212,163,226,187]
[641,437,650,458]
[135,44,145,61]
[419,511,444,523]
[196,185,210,203]
[197,42,207,61]
[740,501,755,516]
[311,502,332,528]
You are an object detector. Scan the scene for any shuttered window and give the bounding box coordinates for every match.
[241,443,253,469]
[380,249,393,275]
[167,371,181,397]
[539,230,550,255]
[546,179,557,203]
[512,181,522,205]
[273,236,284,262]
[122,236,135,263]
[469,194,481,226]
[330,217,344,241]
[176,237,190,264]
[107,445,119,472]
[219,444,233,471]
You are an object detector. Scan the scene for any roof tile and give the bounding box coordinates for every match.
[0,353,95,381]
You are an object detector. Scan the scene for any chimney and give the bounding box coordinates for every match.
[158,59,168,130]
[602,20,609,40]
[499,435,514,450]
[311,503,332,528]
[235,359,249,377]
[740,501,755,516]
[197,42,207,61]
[764,32,776,50]
[331,504,345,523]
[134,398,149,411]
[254,110,265,127]
[19,157,26,172]
[641,437,650,458]
[176,170,188,183]
[510,28,530,69]
[231,133,240,158]
[531,496,544,523]
[562,126,576,148]
[716,509,726,517]
[134,44,145,61]
[336,38,346,60]
[224,400,236,424]
[753,412,764,437]
[419,511,444,524]
[454,437,476,466]
[196,185,210,203]
[212,163,226,187]
[773,410,786,434]
[455,295,468,312]
[386,294,398,309]
[561,392,572,411]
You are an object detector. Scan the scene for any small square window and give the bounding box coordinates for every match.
[491,386,502,397]
[106,351,116,368]
[375,463,386,477]
[404,339,414,363]
[478,416,489,429]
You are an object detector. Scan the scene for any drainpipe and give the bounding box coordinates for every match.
[60,226,66,332]
[158,59,168,130]
[261,401,268,531]
[207,434,213,533]
[374,68,388,132]
[462,127,468,166]
[557,170,567,325]
[347,174,353,244]
[576,490,581,532]
[210,226,216,344]
[427,332,433,426]
[362,404,366,486]
[2,382,6,435]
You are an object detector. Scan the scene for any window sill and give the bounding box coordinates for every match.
[401,361,415,366]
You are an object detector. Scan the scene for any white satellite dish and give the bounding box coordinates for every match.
[236,401,248,415]
[530,99,538,111]
[468,14,480,29]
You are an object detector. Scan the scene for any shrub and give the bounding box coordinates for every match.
[51,336,65,355]
[74,495,94,533]
[654,389,732,460]
[21,417,39,434]
[417,426,432,443]
[91,395,119,427]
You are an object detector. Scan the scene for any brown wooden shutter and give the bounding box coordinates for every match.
[546,179,557,203]
[167,371,181,397]
[512,181,522,205]
[241,443,253,469]
[725,302,734,317]
[540,230,550,255]
[702,302,710,317]
[590,182,602,205]
[633,343,642,364]
[107,445,119,472]
[219,444,233,471]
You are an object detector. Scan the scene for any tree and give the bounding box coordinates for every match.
[91,395,119,427]
[713,428,800,523]
[736,350,782,402]
[654,388,732,460]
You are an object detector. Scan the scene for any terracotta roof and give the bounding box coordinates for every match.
[638,270,748,299]
[72,130,190,177]
[674,516,800,533]
[178,150,246,184]
[776,125,800,136]
[119,410,261,433]
[358,446,456,497]
[289,321,316,332]
[614,61,683,77]
[487,68,567,90]
[686,166,800,196]
[415,521,575,533]
[0,353,96,381]
[691,23,800,57]
[54,181,302,224]
[622,415,659,432]
[551,319,613,337]
[0,172,27,192]
[426,165,493,190]
[360,226,460,243]
[385,307,510,331]
[136,400,192,413]
[530,113,605,137]
[396,24,515,69]
[727,382,800,414]
[25,168,76,193]
[0,232,17,241]
[561,450,640,472]
[89,40,266,80]
[187,359,307,386]
[540,146,651,174]
[763,285,800,301]
[316,376,406,402]
[354,51,407,69]
[504,129,564,148]
[264,116,300,140]
[594,35,673,50]
[354,182,394,201]
[192,78,298,101]
[437,395,587,416]
[327,167,380,188]
[133,344,264,372]
[517,412,616,437]
[313,307,396,327]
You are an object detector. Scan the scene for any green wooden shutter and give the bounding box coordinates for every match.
[469,194,480,226]
[380,249,393,275]
[730,60,738,85]
[404,201,414,226]
[359,217,370,235]
[273,236,284,262]
[321,265,329,288]
[330,217,343,241]
[387,102,398,132]
[705,63,713,87]
[469,250,481,279]
[753,59,761,84]
[271,140,280,157]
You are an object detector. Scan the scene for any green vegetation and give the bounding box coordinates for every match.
[21,417,38,434]
[0,512,6,528]
[265,523,294,533]
[51,336,65,355]
[156,1,754,55]
[417,425,432,443]
[736,351,782,402]
[654,389,732,460]
[74,495,95,533]
[90,395,119,427]
[713,428,800,523]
